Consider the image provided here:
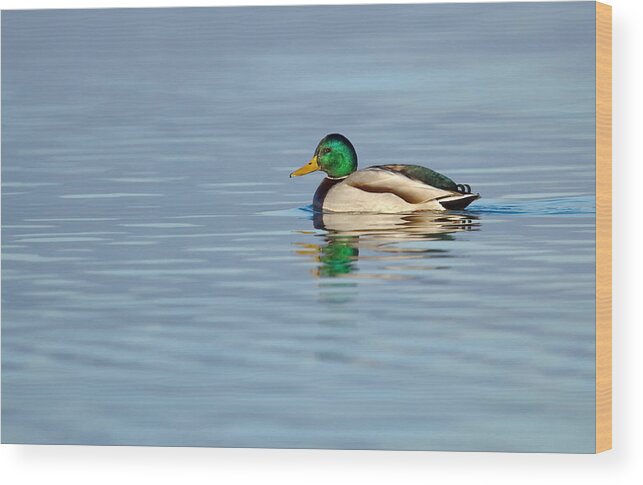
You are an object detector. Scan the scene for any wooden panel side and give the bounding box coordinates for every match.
[595,1,612,454]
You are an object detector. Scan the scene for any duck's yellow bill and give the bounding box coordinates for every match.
[290,155,320,177]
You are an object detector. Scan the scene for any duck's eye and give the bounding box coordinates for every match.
[321,147,332,154]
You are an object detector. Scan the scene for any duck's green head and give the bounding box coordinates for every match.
[290,134,358,179]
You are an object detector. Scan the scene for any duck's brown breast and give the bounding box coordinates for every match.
[313,177,344,211]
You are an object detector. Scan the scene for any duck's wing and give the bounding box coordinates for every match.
[372,164,459,191]
[345,166,456,204]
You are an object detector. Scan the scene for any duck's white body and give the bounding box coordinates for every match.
[313,166,479,213]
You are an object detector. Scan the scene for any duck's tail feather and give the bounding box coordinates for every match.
[439,192,480,210]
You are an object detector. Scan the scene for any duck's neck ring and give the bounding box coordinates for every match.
[326,175,349,181]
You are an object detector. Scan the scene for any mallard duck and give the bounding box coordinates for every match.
[290,134,480,213]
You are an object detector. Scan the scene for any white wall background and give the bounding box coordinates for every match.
[0,0,640,483]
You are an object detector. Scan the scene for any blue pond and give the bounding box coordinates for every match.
[2,3,596,452]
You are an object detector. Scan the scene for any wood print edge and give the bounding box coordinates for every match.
[595,0,612,454]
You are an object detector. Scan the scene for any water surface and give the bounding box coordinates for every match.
[2,3,596,452]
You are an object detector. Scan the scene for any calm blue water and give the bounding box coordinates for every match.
[2,3,596,452]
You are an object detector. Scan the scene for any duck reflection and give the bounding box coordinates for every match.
[295,211,479,279]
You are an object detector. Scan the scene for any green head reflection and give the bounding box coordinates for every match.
[317,236,359,278]
[294,236,359,278]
